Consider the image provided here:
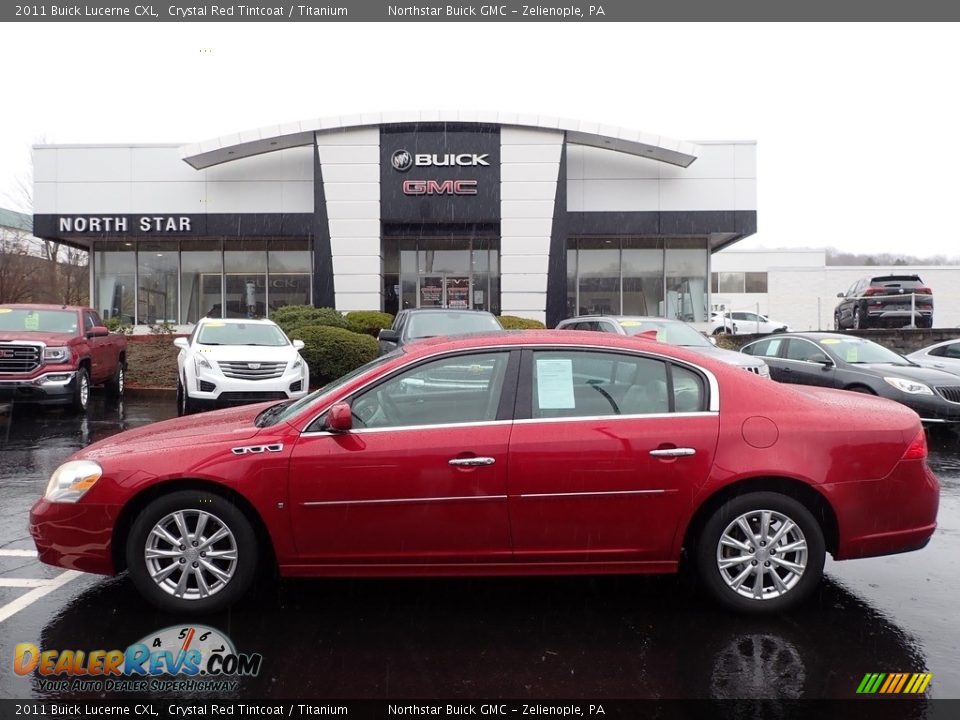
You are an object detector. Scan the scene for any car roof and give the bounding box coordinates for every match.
[400,308,496,316]
[0,304,84,311]
[197,317,278,325]
[560,315,686,324]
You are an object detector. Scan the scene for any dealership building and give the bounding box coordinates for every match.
[31,112,757,327]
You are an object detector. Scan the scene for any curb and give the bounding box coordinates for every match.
[125,386,177,397]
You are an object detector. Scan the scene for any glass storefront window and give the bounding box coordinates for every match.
[137,241,178,325]
[94,243,135,325]
[665,239,708,322]
[181,239,223,323]
[224,239,267,318]
[576,239,620,316]
[268,240,312,314]
[622,239,664,316]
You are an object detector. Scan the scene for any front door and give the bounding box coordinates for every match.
[287,350,518,564]
[507,348,719,563]
[418,274,473,309]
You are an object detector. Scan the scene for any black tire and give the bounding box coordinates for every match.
[68,367,90,414]
[126,490,259,614]
[696,492,825,614]
[833,314,841,331]
[105,361,125,398]
[713,327,731,336]
[177,377,196,416]
[853,307,866,330]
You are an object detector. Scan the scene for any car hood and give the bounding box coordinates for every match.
[852,363,960,385]
[686,345,766,368]
[78,403,269,459]
[0,331,75,345]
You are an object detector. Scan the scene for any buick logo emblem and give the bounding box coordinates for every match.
[391,149,413,172]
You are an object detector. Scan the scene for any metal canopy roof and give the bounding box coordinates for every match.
[180,111,700,170]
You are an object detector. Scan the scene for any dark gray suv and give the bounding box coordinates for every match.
[377,309,503,356]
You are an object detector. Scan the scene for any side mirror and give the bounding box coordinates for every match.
[836,292,844,298]
[292,339,305,350]
[173,337,189,349]
[815,357,834,368]
[378,329,399,343]
[87,326,110,338]
[326,402,353,432]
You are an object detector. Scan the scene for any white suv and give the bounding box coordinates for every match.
[710,311,791,336]
[174,318,309,415]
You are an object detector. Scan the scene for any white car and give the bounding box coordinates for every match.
[905,338,960,377]
[710,311,791,336]
[174,318,309,415]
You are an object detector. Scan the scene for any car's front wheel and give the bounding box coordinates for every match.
[177,377,196,416]
[126,490,258,614]
[68,367,90,414]
[696,492,825,613]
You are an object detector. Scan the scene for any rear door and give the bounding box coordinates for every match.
[506,348,719,563]
[741,336,789,381]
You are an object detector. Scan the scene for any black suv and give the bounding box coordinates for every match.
[377,309,503,355]
[834,275,933,330]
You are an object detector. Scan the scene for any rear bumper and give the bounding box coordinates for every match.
[830,460,940,560]
[29,498,118,575]
[0,371,76,405]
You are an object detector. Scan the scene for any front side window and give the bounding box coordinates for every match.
[784,339,828,363]
[930,343,960,359]
[530,350,705,419]
[350,352,510,429]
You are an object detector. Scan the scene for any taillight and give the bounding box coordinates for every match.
[863,287,885,296]
[916,287,933,295]
[902,430,928,460]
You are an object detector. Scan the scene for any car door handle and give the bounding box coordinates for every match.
[934,363,946,369]
[449,457,496,467]
[649,448,696,457]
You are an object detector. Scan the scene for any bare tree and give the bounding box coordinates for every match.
[0,228,43,303]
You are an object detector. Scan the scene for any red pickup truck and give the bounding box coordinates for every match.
[0,304,127,413]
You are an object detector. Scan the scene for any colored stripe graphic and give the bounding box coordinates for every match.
[857,672,932,694]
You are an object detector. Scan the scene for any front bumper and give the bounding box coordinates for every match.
[189,369,308,406]
[0,371,76,405]
[896,392,960,423]
[29,498,119,575]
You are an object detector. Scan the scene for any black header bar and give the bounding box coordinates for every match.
[5,0,960,22]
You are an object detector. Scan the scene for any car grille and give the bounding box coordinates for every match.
[217,360,286,380]
[0,344,41,374]
[218,391,288,402]
[935,386,960,404]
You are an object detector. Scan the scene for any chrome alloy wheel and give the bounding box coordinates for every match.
[716,509,808,601]
[144,509,238,600]
[79,373,89,407]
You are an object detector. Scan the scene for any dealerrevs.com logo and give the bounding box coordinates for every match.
[14,624,262,693]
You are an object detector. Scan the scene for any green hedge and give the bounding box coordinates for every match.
[272,306,350,337]
[289,325,378,385]
[498,315,546,330]
[345,310,394,338]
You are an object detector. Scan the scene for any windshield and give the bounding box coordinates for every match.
[257,351,400,427]
[619,319,711,347]
[0,308,78,334]
[197,322,288,346]
[406,313,502,340]
[817,337,908,365]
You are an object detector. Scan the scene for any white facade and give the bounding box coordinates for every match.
[713,248,960,330]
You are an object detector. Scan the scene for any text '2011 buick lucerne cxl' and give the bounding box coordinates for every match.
[30,331,939,615]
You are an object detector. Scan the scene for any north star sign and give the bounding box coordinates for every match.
[58,216,192,233]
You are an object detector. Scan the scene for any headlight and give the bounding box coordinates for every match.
[43,346,70,363]
[195,355,213,372]
[291,357,302,370]
[757,364,771,378]
[883,377,934,395]
[44,460,102,503]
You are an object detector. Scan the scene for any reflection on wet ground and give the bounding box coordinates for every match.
[0,397,957,699]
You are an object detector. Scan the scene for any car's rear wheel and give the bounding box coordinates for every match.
[853,307,866,330]
[126,490,258,614]
[105,363,125,398]
[696,492,825,613]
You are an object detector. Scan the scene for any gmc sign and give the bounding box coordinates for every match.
[402,179,478,196]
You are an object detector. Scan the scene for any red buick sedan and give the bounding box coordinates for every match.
[30,331,939,614]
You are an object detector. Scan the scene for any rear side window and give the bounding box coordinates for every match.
[530,350,706,419]
[930,343,960,359]
[742,337,783,358]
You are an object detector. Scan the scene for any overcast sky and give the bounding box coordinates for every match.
[2,22,957,256]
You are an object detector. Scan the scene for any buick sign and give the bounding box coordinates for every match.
[391,149,413,172]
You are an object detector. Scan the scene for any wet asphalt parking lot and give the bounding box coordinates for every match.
[0,395,958,701]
